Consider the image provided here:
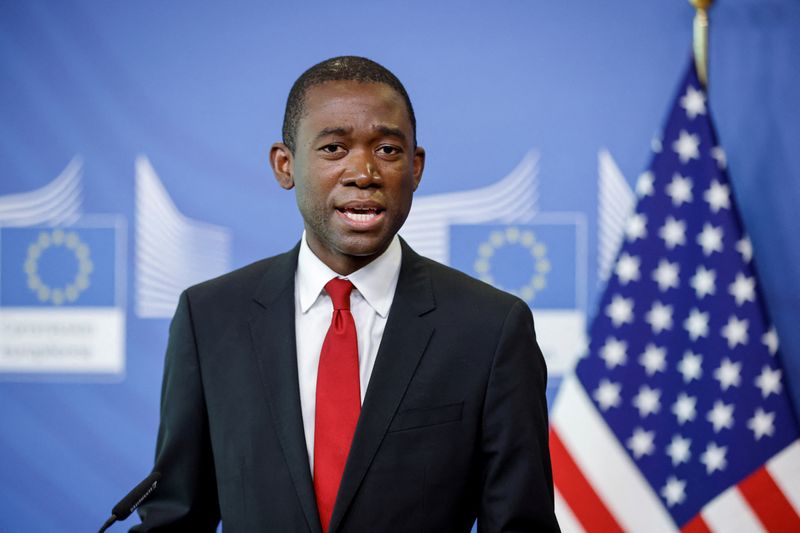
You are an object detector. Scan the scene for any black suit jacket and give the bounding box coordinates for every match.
[134,240,559,532]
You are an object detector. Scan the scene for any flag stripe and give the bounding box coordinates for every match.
[550,428,622,532]
[766,440,800,514]
[554,487,587,533]
[552,375,678,533]
[701,487,765,533]
[680,515,712,533]
[739,466,800,532]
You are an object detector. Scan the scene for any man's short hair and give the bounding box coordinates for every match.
[282,56,417,152]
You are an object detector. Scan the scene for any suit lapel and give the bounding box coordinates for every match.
[329,242,436,533]
[249,244,322,533]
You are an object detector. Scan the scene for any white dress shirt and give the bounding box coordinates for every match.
[294,232,402,471]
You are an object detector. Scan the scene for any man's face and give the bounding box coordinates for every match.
[271,80,425,274]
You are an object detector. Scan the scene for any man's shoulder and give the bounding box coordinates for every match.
[407,247,525,314]
[183,246,297,305]
[402,250,537,347]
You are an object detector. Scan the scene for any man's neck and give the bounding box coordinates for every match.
[305,241,391,276]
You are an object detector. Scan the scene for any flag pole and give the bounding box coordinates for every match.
[689,0,714,88]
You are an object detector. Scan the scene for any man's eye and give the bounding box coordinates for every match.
[320,144,343,154]
[377,145,401,156]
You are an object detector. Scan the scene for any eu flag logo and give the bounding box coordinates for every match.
[0,223,125,376]
[1,227,118,307]
[450,222,581,309]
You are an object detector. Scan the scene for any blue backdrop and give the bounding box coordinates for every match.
[1,1,798,531]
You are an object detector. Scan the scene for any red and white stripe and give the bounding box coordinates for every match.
[550,374,800,532]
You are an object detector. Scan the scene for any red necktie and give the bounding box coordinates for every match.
[314,278,361,533]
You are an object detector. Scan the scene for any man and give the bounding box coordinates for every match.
[134,56,559,532]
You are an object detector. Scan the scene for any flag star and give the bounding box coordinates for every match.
[672,393,698,425]
[762,327,779,355]
[593,379,622,411]
[713,358,742,390]
[736,236,753,263]
[627,427,656,459]
[673,130,701,163]
[651,135,663,153]
[721,316,749,348]
[703,180,730,213]
[633,385,662,418]
[748,408,776,440]
[700,442,728,474]
[615,253,641,285]
[690,266,716,298]
[606,295,634,327]
[678,351,703,383]
[652,259,680,292]
[666,173,694,206]
[666,435,692,466]
[697,223,724,256]
[659,216,687,249]
[600,337,628,369]
[755,366,782,398]
[637,171,655,197]
[661,476,687,507]
[626,213,648,241]
[639,343,667,376]
[645,301,674,334]
[684,308,710,341]
[711,146,727,169]
[680,85,707,119]
[728,273,756,306]
[707,400,735,433]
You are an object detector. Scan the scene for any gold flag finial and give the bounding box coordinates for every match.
[689,0,714,87]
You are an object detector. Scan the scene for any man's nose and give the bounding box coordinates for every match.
[342,150,381,187]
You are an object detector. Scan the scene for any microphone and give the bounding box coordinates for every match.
[98,471,161,532]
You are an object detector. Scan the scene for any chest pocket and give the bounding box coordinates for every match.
[387,401,463,432]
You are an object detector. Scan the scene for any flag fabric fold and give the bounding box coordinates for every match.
[551,58,800,532]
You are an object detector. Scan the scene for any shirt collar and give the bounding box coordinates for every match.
[296,232,402,318]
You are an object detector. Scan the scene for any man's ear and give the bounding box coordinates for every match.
[270,142,295,190]
[412,146,425,191]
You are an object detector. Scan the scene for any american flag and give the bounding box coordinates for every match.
[550,59,800,532]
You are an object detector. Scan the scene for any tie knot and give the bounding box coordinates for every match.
[325,278,353,310]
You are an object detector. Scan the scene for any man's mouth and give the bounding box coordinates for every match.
[336,205,385,225]
[341,207,380,221]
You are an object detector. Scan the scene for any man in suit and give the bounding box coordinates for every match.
[134,56,560,532]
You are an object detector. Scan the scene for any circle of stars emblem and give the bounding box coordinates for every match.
[24,229,93,305]
[474,227,550,303]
